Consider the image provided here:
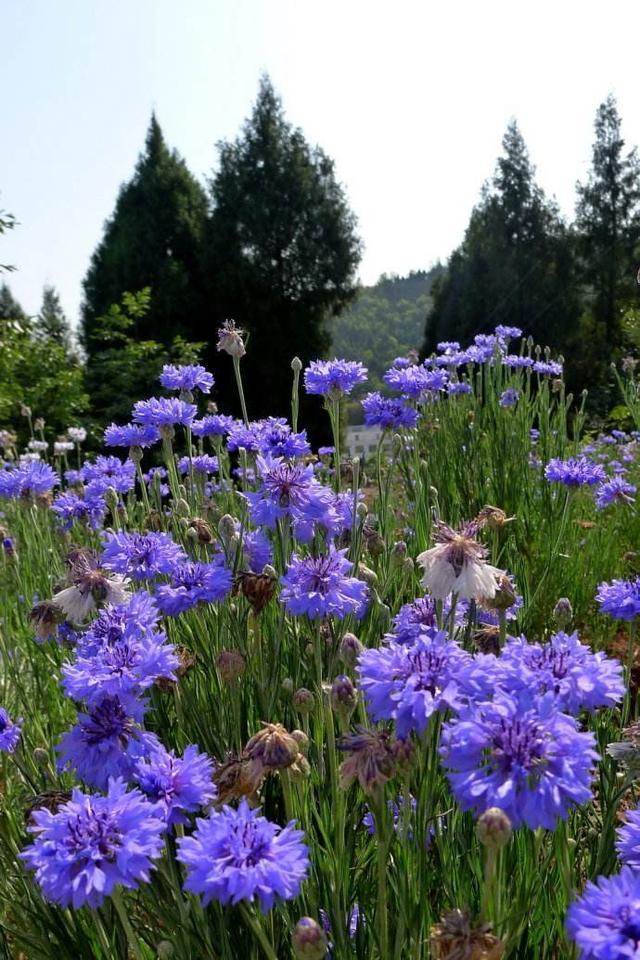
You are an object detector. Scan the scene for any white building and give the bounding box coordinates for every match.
[345,424,393,459]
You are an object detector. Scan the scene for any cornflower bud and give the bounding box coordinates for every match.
[476,807,513,850]
[340,633,363,668]
[330,675,358,722]
[292,918,328,959]
[293,688,315,714]
[215,650,246,684]
[553,597,573,628]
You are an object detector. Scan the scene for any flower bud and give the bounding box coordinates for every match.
[330,675,358,721]
[104,486,119,512]
[553,597,573,628]
[391,540,407,564]
[291,729,309,752]
[215,649,246,684]
[281,677,294,695]
[291,356,303,373]
[174,498,190,518]
[156,942,174,960]
[476,807,512,850]
[340,632,363,668]
[293,688,315,714]
[292,917,328,959]
[33,747,50,767]
[218,514,237,545]
[357,562,378,587]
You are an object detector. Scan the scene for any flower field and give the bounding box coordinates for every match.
[2,323,640,958]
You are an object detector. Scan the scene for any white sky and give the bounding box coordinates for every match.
[2,0,640,323]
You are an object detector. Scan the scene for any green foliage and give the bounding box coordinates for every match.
[423,122,580,359]
[0,284,87,437]
[202,75,362,429]
[85,288,205,425]
[0,207,16,274]
[37,285,73,353]
[81,115,208,353]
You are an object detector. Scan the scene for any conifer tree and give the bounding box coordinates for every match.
[38,285,72,352]
[575,95,640,347]
[81,115,208,353]
[202,76,362,426]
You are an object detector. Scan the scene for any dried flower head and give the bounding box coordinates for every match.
[429,909,504,960]
[337,726,398,797]
[29,601,65,641]
[236,571,277,614]
[417,521,504,601]
[216,319,246,358]
[245,723,300,772]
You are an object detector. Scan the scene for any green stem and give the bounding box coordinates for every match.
[239,903,279,960]
[111,888,145,960]
[233,356,250,426]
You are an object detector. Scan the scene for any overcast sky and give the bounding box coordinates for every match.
[2,0,640,322]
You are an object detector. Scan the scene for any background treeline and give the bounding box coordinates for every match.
[2,87,640,443]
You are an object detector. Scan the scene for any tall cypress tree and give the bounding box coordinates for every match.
[201,76,362,427]
[423,122,579,356]
[575,95,640,348]
[0,281,26,320]
[38,285,72,352]
[81,115,208,353]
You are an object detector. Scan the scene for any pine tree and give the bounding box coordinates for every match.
[0,281,26,319]
[201,76,362,428]
[38,285,72,351]
[575,95,640,347]
[81,115,208,354]
[423,122,579,356]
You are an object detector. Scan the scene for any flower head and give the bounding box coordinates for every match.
[594,476,637,509]
[155,559,232,616]
[566,866,640,959]
[20,778,165,909]
[416,521,503,601]
[0,461,58,500]
[177,799,309,911]
[132,397,197,428]
[132,744,216,826]
[544,457,606,487]
[304,359,368,398]
[102,531,185,581]
[0,707,21,753]
[616,808,640,868]
[361,392,419,430]
[52,551,129,622]
[596,577,640,621]
[159,364,214,393]
[104,422,160,448]
[217,320,246,358]
[440,690,597,830]
[280,548,369,620]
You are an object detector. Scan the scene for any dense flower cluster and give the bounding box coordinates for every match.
[304,359,368,398]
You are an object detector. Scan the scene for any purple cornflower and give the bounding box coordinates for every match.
[596,577,640,621]
[76,592,161,660]
[304,359,368,398]
[544,457,606,487]
[0,707,21,753]
[178,455,219,475]
[280,548,369,620]
[533,360,563,376]
[0,461,58,499]
[81,456,136,495]
[159,364,214,393]
[437,341,461,353]
[191,414,237,438]
[51,491,106,531]
[361,392,419,430]
[244,455,336,541]
[104,422,160,448]
[566,866,640,959]
[440,690,598,830]
[447,381,473,395]
[594,476,636,509]
[57,696,160,789]
[358,632,483,737]
[258,417,311,459]
[391,597,438,644]
[177,799,309,911]
[132,397,197,428]
[102,532,185,581]
[496,632,624,714]
[503,355,534,369]
[616,809,640,868]
[133,744,216,826]
[241,529,273,573]
[495,325,522,340]
[20,778,165,909]
[226,420,267,453]
[62,626,178,711]
[155,559,232,616]
[499,388,519,408]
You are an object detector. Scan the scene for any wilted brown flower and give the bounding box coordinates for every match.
[473,626,501,656]
[213,753,263,806]
[337,726,398,796]
[245,722,300,772]
[29,600,64,641]
[235,572,277,614]
[475,506,514,531]
[188,518,214,544]
[216,319,246,358]
[482,573,517,612]
[24,790,72,826]
[429,909,504,960]
[215,649,246,684]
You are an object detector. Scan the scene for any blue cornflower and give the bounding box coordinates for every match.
[544,457,606,487]
[496,632,624,714]
[0,461,58,499]
[177,799,309,911]
[20,778,165,909]
[102,531,185,581]
[437,341,461,353]
[62,626,178,710]
[57,696,160,789]
[280,548,368,620]
[534,360,563,376]
[244,455,336,542]
[76,592,161,660]
[566,866,640,959]
[362,795,417,837]
[384,365,448,399]
[133,744,216,826]
[361,392,419,430]
[596,577,640,621]
[616,809,640,868]
[241,529,273,573]
[503,354,534,369]
[440,690,598,830]
[0,707,21,753]
[358,633,483,737]
[258,417,311,459]
[104,422,160,448]
[155,560,232,616]
[447,381,473,395]
[390,597,438,643]
[191,414,237,438]
[178,455,219,475]
[159,364,214,393]
[495,325,522,340]
[51,491,106,531]
[304,359,368,398]
[594,476,636,509]
[226,420,268,453]
[81,455,136,495]
[132,397,197,428]
[499,388,519,408]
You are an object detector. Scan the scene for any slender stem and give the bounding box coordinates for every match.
[239,903,279,960]
[111,888,145,960]
[233,356,250,426]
